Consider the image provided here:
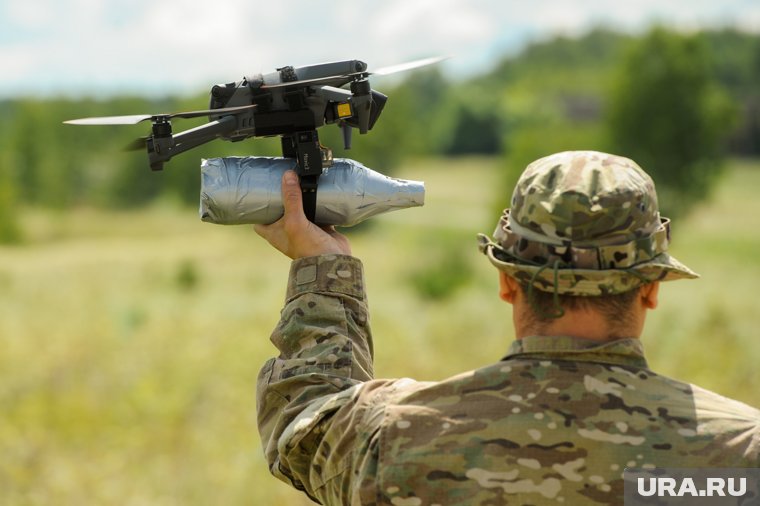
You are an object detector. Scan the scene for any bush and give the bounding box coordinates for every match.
[407,232,473,301]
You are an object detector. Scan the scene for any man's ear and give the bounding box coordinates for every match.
[499,271,519,304]
[640,282,660,309]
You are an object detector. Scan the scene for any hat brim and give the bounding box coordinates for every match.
[480,235,699,296]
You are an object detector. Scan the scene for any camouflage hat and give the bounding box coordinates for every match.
[478,151,698,296]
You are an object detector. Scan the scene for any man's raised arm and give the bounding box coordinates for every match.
[255,171,375,502]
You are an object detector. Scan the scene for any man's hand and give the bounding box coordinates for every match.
[254,170,352,259]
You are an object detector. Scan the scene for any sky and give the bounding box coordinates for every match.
[1,0,759,98]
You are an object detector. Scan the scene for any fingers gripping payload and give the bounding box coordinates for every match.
[478,151,698,296]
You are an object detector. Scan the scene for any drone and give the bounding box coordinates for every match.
[65,56,446,221]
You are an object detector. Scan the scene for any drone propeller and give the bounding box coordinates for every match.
[64,104,257,126]
[124,136,150,151]
[66,114,156,126]
[261,55,449,89]
[371,55,449,76]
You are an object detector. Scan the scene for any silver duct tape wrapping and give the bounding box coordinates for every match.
[200,157,425,226]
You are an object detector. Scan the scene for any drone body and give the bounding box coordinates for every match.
[65,56,445,221]
[200,59,389,213]
[210,59,386,138]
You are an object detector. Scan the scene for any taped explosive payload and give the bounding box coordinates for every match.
[200,157,424,226]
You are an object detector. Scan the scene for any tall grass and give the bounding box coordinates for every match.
[0,157,758,505]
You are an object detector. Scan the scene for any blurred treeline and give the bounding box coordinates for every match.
[0,27,758,237]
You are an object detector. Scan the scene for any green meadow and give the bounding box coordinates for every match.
[1,157,758,505]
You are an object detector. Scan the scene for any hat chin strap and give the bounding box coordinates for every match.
[493,210,671,270]
[527,259,566,319]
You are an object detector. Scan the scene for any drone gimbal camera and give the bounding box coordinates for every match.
[65,56,446,221]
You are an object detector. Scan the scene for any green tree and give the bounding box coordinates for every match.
[443,98,503,155]
[607,27,736,217]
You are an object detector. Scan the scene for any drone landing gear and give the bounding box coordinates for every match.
[281,130,333,223]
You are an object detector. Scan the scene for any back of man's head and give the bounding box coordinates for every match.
[478,151,698,333]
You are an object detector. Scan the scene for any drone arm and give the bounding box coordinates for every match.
[174,115,237,145]
[315,85,352,102]
[148,115,238,170]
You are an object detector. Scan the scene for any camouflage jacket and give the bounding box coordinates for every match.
[257,255,760,506]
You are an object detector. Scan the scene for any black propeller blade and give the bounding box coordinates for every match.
[124,136,150,152]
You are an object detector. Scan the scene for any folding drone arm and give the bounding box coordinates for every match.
[147,114,240,171]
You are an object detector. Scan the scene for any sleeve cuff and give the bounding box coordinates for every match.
[286,255,366,301]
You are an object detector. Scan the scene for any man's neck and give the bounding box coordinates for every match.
[515,308,642,342]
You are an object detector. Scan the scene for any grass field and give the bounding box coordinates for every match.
[1,157,758,505]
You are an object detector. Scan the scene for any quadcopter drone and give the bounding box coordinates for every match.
[65,56,446,221]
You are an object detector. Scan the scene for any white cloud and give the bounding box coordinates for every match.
[6,1,57,30]
[735,4,760,32]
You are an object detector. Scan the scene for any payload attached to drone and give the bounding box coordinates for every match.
[64,56,446,225]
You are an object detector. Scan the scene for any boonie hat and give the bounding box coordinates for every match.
[478,151,698,296]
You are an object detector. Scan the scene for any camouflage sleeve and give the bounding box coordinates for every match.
[256,254,375,503]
